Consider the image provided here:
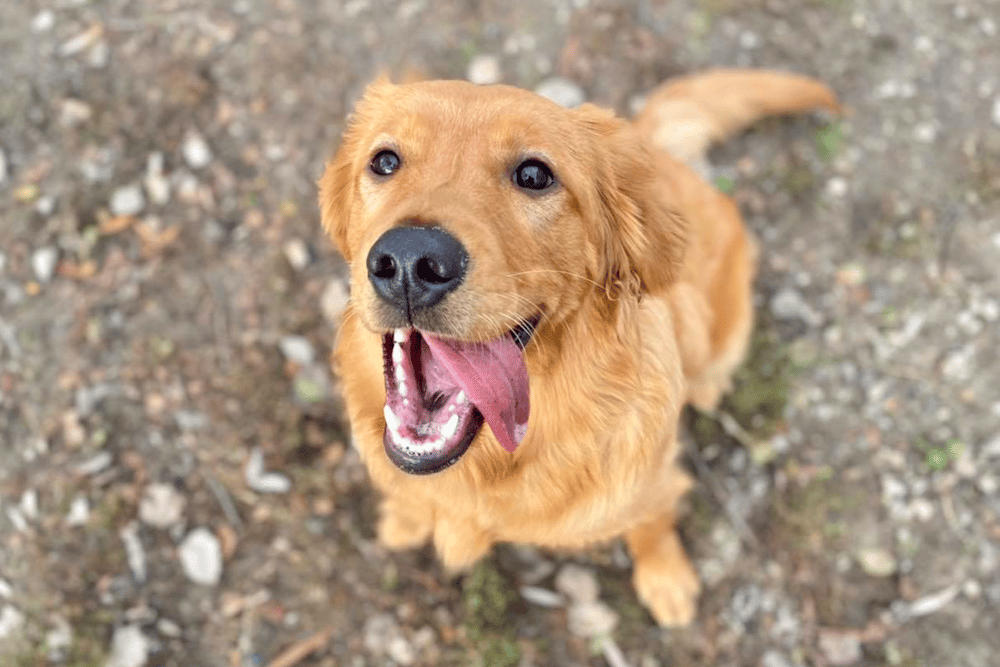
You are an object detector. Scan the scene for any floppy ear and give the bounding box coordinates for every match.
[576,104,688,302]
[317,76,395,261]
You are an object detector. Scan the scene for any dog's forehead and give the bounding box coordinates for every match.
[357,80,579,151]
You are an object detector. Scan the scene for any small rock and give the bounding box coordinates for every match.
[770,286,822,327]
[32,246,59,283]
[283,237,311,271]
[59,98,93,128]
[66,495,90,526]
[992,98,1000,128]
[321,279,350,324]
[534,77,586,108]
[387,635,417,665]
[75,451,113,476]
[139,483,186,528]
[817,628,862,665]
[760,650,796,667]
[31,10,55,32]
[467,54,502,85]
[244,447,292,494]
[0,605,25,640]
[279,335,316,365]
[520,585,565,608]
[45,617,73,660]
[60,24,102,57]
[0,147,7,184]
[119,522,146,582]
[567,600,618,638]
[109,183,145,217]
[856,547,896,577]
[0,578,12,598]
[106,624,150,667]
[144,152,170,205]
[363,613,404,655]
[178,527,223,586]
[182,130,213,169]
[555,563,600,603]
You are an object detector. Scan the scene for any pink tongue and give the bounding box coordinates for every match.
[423,333,530,452]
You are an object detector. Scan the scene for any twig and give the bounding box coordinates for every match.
[202,470,243,528]
[264,628,333,667]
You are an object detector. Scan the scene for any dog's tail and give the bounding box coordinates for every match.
[633,69,841,165]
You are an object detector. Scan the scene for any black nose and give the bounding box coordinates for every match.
[366,226,469,314]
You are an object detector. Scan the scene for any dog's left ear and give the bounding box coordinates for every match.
[575,104,688,301]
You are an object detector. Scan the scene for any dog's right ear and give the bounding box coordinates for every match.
[318,77,394,262]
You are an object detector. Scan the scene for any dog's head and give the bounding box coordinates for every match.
[320,78,686,475]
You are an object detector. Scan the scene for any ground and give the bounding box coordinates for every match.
[1,0,999,666]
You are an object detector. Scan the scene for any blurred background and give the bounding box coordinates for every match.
[1,1,999,665]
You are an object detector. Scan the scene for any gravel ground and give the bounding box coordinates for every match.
[1,1,999,666]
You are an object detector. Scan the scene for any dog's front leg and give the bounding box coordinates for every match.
[433,516,493,572]
[378,495,434,551]
[625,511,700,626]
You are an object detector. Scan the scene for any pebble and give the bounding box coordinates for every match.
[106,625,150,667]
[244,446,292,494]
[554,563,599,603]
[760,650,797,667]
[467,54,502,85]
[139,483,186,528]
[178,527,223,586]
[46,617,73,660]
[0,578,12,598]
[75,451,113,476]
[856,547,897,577]
[320,279,350,324]
[182,129,213,169]
[770,286,822,327]
[279,335,316,365]
[31,10,55,32]
[363,613,415,664]
[992,97,1000,128]
[144,152,171,205]
[0,605,25,639]
[283,237,311,271]
[109,183,145,217]
[65,495,90,526]
[534,77,586,108]
[59,98,93,128]
[519,585,565,608]
[60,25,102,57]
[817,628,862,665]
[119,522,147,582]
[0,147,7,184]
[32,246,59,283]
[567,600,618,638]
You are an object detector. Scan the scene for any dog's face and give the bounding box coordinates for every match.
[320,79,685,476]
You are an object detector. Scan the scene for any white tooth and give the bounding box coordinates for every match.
[395,365,406,383]
[392,342,403,364]
[403,398,409,406]
[394,328,407,343]
[456,391,466,404]
[398,381,408,397]
[441,413,459,439]
[383,405,399,431]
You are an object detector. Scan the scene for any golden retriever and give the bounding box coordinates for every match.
[319,69,839,625]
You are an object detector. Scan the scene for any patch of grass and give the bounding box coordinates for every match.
[461,558,522,667]
[815,121,844,161]
[723,323,795,437]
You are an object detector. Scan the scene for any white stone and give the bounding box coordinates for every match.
[279,335,316,365]
[321,279,349,324]
[178,527,223,586]
[554,563,599,603]
[144,152,170,205]
[119,522,146,582]
[0,605,25,640]
[467,54,502,85]
[32,246,59,283]
[32,10,55,32]
[0,147,6,184]
[109,183,145,217]
[139,483,186,528]
[520,585,565,608]
[244,447,292,494]
[534,77,585,108]
[59,98,93,128]
[567,600,618,638]
[106,625,150,667]
[992,98,1000,128]
[66,495,90,526]
[182,130,212,169]
[283,237,311,271]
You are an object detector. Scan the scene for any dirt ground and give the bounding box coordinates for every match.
[1,0,999,665]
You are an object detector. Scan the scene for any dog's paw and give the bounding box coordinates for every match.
[433,518,493,572]
[632,552,700,626]
[377,498,433,551]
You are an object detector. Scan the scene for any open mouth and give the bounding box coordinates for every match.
[381,313,541,475]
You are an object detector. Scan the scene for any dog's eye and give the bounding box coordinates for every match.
[370,150,401,177]
[514,159,555,191]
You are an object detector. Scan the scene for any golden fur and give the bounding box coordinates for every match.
[319,69,839,625]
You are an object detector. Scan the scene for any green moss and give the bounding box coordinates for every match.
[723,325,794,437]
[461,558,522,666]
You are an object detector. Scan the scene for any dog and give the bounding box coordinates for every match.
[319,69,839,625]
